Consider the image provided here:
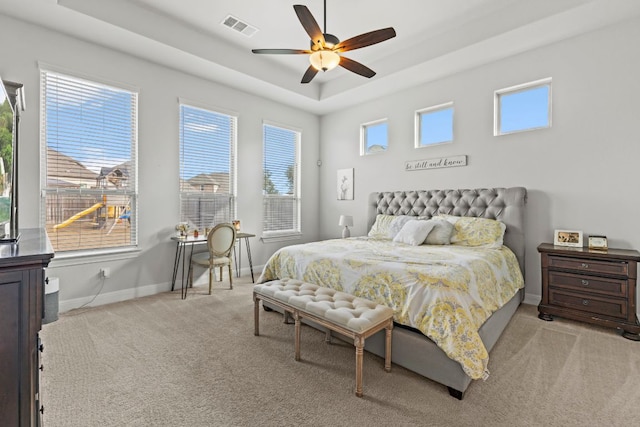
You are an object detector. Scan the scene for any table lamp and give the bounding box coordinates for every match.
[339,215,353,238]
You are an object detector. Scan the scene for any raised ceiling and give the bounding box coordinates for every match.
[1,0,639,114]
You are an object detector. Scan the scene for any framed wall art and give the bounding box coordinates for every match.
[337,168,354,200]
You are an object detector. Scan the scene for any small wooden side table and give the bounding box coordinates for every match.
[234,232,255,283]
[538,243,640,340]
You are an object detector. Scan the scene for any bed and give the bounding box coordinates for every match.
[258,187,527,399]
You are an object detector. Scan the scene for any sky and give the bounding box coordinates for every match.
[366,84,550,149]
[45,74,134,176]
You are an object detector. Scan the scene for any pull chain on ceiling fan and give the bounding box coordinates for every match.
[252,1,396,84]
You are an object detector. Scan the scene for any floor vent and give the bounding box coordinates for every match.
[222,15,258,37]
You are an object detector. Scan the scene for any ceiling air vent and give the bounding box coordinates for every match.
[222,15,258,37]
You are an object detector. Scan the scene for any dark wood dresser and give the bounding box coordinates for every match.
[0,229,54,426]
[538,243,640,340]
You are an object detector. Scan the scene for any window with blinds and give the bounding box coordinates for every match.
[40,70,138,253]
[179,104,236,231]
[263,123,300,237]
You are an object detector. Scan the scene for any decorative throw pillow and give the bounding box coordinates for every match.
[393,220,436,246]
[437,215,506,248]
[387,215,418,239]
[423,218,454,245]
[367,214,396,239]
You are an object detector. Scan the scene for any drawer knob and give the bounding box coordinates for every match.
[581,263,589,269]
[582,300,589,306]
[581,280,589,286]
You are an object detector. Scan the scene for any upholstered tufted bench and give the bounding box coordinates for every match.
[253,279,394,397]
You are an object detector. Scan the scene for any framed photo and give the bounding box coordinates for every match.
[337,168,354,200]
[554,230,583,247]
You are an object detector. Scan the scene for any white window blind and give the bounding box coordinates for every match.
[40,70,138,253]
[263,124,300,236]
[179,104,236,231]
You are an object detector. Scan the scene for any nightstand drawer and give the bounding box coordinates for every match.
[548,255,628,276]
[548,289,627,319]
[548,271,627,297]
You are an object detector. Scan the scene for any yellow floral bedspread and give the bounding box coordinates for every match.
[258,237,524,380]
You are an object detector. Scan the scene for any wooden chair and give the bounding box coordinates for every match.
[189,223,236,294]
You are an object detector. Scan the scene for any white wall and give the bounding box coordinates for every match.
[2,12,639,312]
[0,14,320,308]
[318,17,640,307]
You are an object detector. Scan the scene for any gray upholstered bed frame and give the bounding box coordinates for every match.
[363,187,527,399]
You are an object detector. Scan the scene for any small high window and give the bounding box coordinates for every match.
[495,78,552,135]
[415,102,454,148]
[360,119,388,155]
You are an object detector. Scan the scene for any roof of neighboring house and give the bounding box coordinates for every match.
[47,147,98,181]
[47,178,79,188]
[186,172,230,194]
[99,162,130,179]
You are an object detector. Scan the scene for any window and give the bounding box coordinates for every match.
[179,103,236,231]
[262,123,300,239]
[360,119,388,155]
[495,78,552,135]
[41,70,138,253]
[415,102,454,148]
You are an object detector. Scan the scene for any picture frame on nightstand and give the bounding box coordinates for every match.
[588,235,608,250]
[553,229,583,247]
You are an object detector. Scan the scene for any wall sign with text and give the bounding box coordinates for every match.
[405,155,467,171]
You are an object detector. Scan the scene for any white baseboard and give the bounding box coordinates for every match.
[523,292,541,306]
[58,264,264,313]
[58,282,172,313]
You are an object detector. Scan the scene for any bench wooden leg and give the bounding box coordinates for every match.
[294,311,301,361]
[385,320,393,373]
[355,335,364,397]
[253,294,259,336]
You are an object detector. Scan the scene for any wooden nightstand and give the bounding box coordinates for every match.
[538,243,640,340]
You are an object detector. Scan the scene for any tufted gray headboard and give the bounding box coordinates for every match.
[367,187,527,274]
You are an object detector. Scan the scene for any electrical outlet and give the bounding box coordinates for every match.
[100,267,111,279]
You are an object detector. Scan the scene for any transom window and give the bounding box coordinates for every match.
[494,78,552,135]
[360,119,388,155]
[40,70,138,253]
[415,102,454,148]
[262,123,301,240]
[179,103,236,231]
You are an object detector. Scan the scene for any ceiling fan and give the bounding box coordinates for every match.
[251,1,396,84]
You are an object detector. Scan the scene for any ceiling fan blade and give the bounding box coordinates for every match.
[339,56,376,78]
[293,5,325,49]
[301,65,319,84]
[335,27,396,52]
[252,49,312,55]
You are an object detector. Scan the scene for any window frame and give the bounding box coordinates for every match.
[261,120,302,243]
[178,99,238,232]
[360,118,388,156]
[494,77,552,136]
[39,67,139,257]
[414,102,454,149]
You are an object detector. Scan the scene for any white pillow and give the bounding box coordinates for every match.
[387,215,417,239]
[393,220,436,246]
[423,218,454,245]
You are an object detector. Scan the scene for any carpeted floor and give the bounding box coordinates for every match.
[40,277,640,426]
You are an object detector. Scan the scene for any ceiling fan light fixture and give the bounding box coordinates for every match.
[309,50,340,71]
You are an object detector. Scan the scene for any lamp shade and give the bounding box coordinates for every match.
[309,50,340,71]
[339,215,353,227]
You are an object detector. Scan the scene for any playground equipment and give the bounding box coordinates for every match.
[53,202,104,230]
[53,195,130,231]
[107,203,131,235]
